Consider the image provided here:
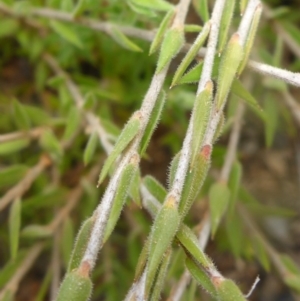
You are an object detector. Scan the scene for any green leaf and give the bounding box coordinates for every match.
[178,62,203,85]
[192,0,209,22]
[252,236,271,271]
[56,269,92,301]
[216,279,246,301]
[217,0,236,54]
[168,152,180,188]
[216,33,243,109]
[12,99,31,130]
[179,145,211,218]
[171,22,210,87]
[9,198,21,260]
[63,107,81,140]
[156,27,185,73]
[143,175,167,203]
[73,0,89,17]
[0,165,29,189]
[185,257,217,298]
[129,168,141,207]
[68,217,94,272]
[231,79,265,121]
[238,4,262,75]
[109,26,143,52]
[61,217,74,269]
[83,132,98,166]
[134,236,150,281]
[39,129,63,160]
[177,224,212,269]
[0,138,30,156]
[21,225,52,239]
[190,82,213,167]
[129,0,173,12]
[149,9,176,55]
[209,182,231,237]
[140,91,166,155]
[98,112,141,185]
[103,153,139,243]
[50,20,83,48]
[184,24,203,33]
[146,197,180,297]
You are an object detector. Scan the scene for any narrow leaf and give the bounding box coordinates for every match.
[172,22,210,87]
[209,182,231,237]
[217,0,236,54]
[21,225,52,239]
[192,0,209,22]
[39,129,63,160]
[184,24,203,33]
[109,26,143,52]
[98,112,141,185]
[228,161,242,215]
[129,0,174,12]
[238,4,262,75]
[143,175,167,203]
[61,217,74,268]
[0,165,29,189]
[9,198,21,259]
[63,107,81,141]
[50,20,83,48]
[156,27,185,73]
[232,79,265,120]
[103,153,139,243]
[0,138,29,156]
[185,257,218,297]
[83,132,98,166]
[216,279,246,301]
[190,81,213,167]
[140,91,166,155]
[168,152,180,188]
[56,269,92,301]
[178,62,203,85]
[146,196,180,297]
[179,145,211,218]
[129,168,141,207]
[68,217,94,272]
[149,9,176,55]
[12,99,31,130]
[216,33,244,109]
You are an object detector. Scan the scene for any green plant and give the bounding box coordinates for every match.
[0,0,300,300]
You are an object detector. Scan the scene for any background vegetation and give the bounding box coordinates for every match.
[0,0,300,300]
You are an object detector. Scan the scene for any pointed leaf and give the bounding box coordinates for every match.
[190,81,213,167]
[9,198,21,259]
[140,91,166,155]
[143,175,167,203]
[238,4,262,75]
[192,0,209,22]
[179,145,211,218]
[177,224,212,269]
[63,107,81,141]
[168,152,180,188]
[172,22,210,87]
[0,138,30,156]
[0,165,29,189]
[12,99,31,130]
[56,269,92,301]
[217,0,236,54]
[129,0,174,12]
[184,24,203,33]
[209,182,231,237]
[109,26,143,52]
[185,257,218,297]
[252,236,271,271]
[216,279,246,301]
[156,27,185,73]
[149,9,176,55]
[178,62,203,85]
[232,79,265,120]
[21,225,52,239]
[50,20,83,48]
[39,129,63,160]
[129,168,142,207]
[103,153,139,242]
[146,196,180,297]
[134,236,150,281]
[83,132,98,166]
[216,33,244,109]
[68,217,94,272]
[98,112,141,185]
